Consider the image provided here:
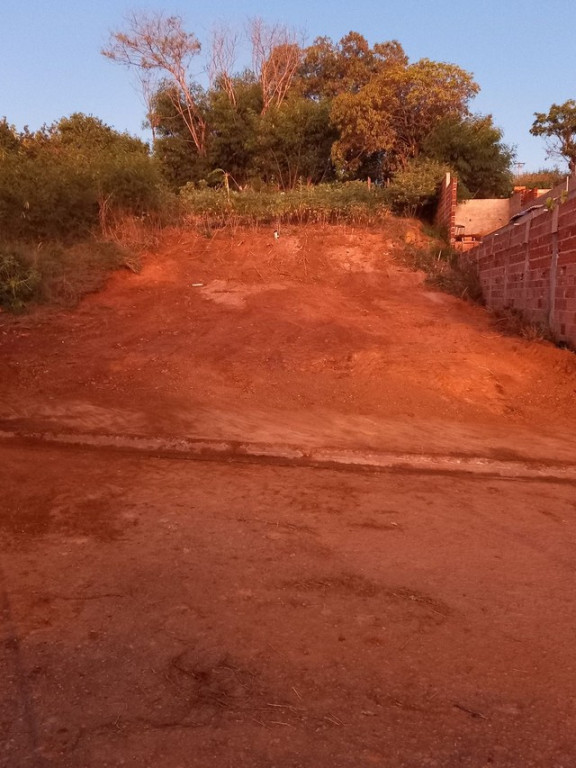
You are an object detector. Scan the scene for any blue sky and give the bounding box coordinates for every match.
[1,0,575,171]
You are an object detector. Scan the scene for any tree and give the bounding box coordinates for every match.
[0,118,20,156]
[148,84,211,188]
[48,112,148,156]
[530,100,576,173]
[207,74,262,185]
[102,12,208,155]
[385,157,449,215]
[331,59,479,178]
[0,114,162,240]
[297,32,407,100]
[256,97,336,188]
[422,115,514,198]
[150,72,262,189]
[249,18,302,113]
[208,23,240,107]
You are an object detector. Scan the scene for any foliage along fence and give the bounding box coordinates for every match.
[462,174,576,348]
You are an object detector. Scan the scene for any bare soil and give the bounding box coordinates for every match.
[2,223,576,767]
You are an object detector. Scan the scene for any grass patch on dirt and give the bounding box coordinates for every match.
[490,308,555,343]
[397,242,484,303]
[0,239,136,311]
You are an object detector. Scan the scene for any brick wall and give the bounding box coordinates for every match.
[463,177,576,348]
[435,173,457,245]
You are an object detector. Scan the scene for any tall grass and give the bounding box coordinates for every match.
[0,240,129,311]
[397,243,484,303]
[179,182,391,230]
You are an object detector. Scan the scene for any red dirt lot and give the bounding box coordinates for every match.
[2,223,576,767]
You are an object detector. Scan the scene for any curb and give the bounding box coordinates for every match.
[2,428,576,482]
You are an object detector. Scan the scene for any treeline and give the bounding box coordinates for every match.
[0,114,168,309]
[0,19,520,309]
[0,114,165,241]
[0,21,518,245]
[103,17,514,199]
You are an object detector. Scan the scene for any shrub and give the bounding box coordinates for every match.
[0,114,167,242]
[0,248,41,310]
[384,158,448,216]
[398,243,484,302]
[514,168,566,190]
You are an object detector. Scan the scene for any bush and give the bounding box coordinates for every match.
[384,158,448,216]
[514,168,566,190]
[0,239,132,311]
[398,243,484,302]
[0,114,167,242]
[0,248,41,310]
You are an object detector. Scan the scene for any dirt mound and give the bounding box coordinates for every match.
[3,223,576,767]
[1,223,576,459]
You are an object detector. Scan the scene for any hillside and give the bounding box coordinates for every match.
[3,223,576,767]
[2,223,576,462]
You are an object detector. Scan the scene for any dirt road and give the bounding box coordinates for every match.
[2,224,576,766]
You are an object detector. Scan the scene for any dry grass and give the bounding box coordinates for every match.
[397,243,484,303]
[491,308,554,343]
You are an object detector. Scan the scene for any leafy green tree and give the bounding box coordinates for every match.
[48,112,146,154]
[0,118,20,156]
[149,85,211,189]
[256,97,336,188]
[331,59,479,178]
[422,115,514,198]
[297,32,407,99]
[207,75,262,185]
[0,114,162,240]
[151,74,262,188]
[385,157,448,215]
[47,113,161,214]
[531,100,576,172]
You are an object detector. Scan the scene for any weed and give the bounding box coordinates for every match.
[396,243,484,303]
[0,239,130,311]
[491,308,553,343]
[0,248,41,311]
[38,241,127,306]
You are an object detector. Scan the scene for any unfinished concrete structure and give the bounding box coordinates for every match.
[436,173,550,251]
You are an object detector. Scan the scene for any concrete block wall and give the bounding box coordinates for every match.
[435,173,457,244]
[464,181,576,348]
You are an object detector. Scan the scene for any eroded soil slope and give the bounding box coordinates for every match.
[2,223,576,460]
[2,223,576,768]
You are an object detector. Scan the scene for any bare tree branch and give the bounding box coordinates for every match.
[102,11,208,155]
[249,18,303,113]
[208,23,239,107]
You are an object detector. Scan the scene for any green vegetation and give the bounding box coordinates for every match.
[0,114,166,310]
[514,168,566,189]
[0,248,41,311]
[531,100,576,173]
[103,16,513,196]
[422,116,514,198]
[0,17,524,311]
[179,182,391,230]
[397,241,484,303]
[0,114,165,242]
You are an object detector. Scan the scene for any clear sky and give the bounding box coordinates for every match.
[1,0,575,171]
